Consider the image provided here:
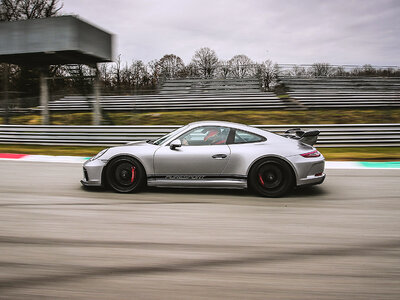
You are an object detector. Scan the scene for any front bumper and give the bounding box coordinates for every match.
[80,158,107,187]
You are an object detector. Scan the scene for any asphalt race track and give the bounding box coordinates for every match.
[0,160,399,299]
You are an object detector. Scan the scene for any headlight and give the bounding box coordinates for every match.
[90,148,108,161]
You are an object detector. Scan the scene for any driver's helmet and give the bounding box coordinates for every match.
[204,128,220,143]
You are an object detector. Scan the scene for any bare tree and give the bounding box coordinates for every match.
[310,63,332,77]
[191,47,219,77]
[98,63,112,90]
[290,65,307,76]
[184,62,200,78]
[65,64,94,95]
[120,62,131,90]
[257,59,278,91]
[147,59,162,86]
[333,66,346,77]
[362,64,376,75]
[112,54,122,90]
[229,54,254,78]
[0,0,63,21]
[130,60,148,88]
[218,60,231,78]
[158,54,185,79]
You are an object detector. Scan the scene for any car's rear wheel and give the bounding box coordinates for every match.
[106,156,146,193]
[249,158,294,197]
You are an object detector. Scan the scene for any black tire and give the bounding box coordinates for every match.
[105,156,146,193]
[248,158,294,197]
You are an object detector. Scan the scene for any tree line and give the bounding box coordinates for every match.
[95,50,278,94]
[283,63,400,77]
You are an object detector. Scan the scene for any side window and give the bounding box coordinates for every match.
[178,126,230,146]
[234,129,265,144]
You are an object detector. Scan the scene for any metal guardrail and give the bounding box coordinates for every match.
[1,124,400,147]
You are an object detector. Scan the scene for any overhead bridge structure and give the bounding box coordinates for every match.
[0,15,113,125]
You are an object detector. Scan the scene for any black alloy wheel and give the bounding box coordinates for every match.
[249,158,294,197]
[106,156,145,193]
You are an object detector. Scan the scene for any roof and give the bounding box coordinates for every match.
[188,120,246,127]
[0,15,113,65]
[186,120,271,137]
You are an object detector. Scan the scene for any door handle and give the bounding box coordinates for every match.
[212,154,227,159]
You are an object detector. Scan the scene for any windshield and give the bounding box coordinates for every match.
[152,125,189,145]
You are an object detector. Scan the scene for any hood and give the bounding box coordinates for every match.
[125,140,150,146]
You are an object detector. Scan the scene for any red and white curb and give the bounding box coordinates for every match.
[0,153,88,164]
[1,153,400,169]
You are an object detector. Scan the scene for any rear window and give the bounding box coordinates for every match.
[233,129,265,144]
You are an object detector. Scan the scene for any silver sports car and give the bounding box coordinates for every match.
[81,121,325,197]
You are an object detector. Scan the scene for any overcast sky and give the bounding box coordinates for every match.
[63,0,400,66]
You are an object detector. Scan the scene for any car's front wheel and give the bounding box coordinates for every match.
[106,156,146,193]
[249,158,294,197]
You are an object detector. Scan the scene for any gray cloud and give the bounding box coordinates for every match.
[63,0,400,66]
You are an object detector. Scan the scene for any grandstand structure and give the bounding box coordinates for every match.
[279,76,400,109]
[33,73,400,112]
[46,78,289,111]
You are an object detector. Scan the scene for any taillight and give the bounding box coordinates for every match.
[301,150,321,158]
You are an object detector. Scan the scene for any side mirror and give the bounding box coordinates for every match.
[170,139,182,150]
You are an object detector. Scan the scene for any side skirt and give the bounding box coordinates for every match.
[147,175,247,189]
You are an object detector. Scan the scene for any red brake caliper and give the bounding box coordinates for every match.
[258,174,265,185]
[131,166,136,183]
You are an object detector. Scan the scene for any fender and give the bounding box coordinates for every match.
[246,154,299,182]
[101,153,149,186]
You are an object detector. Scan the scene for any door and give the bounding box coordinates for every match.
[154,126,231,176]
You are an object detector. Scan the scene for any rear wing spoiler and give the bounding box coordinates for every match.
[282,128,320,146]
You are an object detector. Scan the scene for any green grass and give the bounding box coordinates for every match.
[3,109,400,125]
[0,144,104,157]
[0,144,399,161]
